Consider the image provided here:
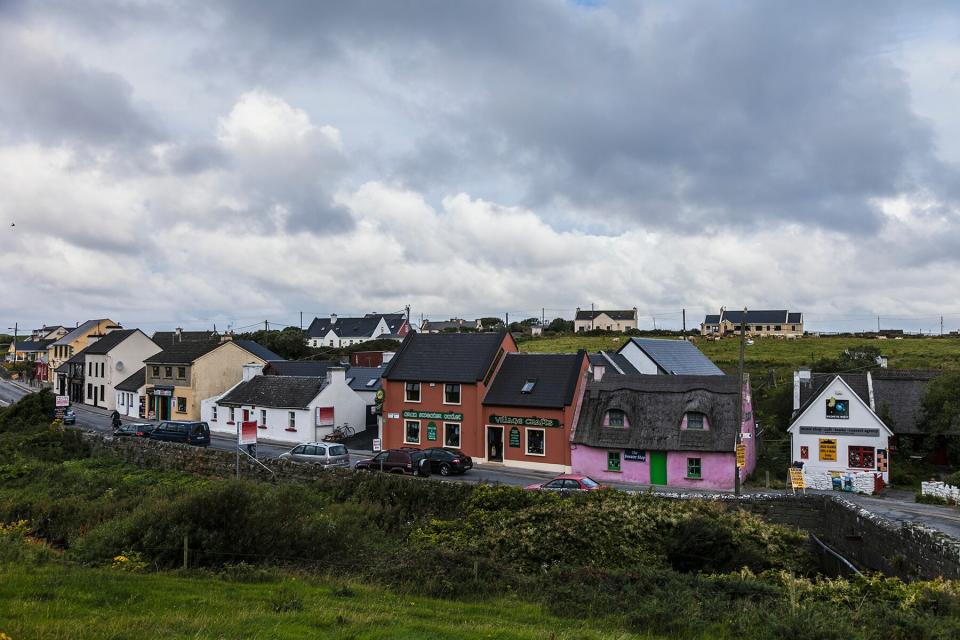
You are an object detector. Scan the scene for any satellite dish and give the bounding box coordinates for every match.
[116,361,125,372]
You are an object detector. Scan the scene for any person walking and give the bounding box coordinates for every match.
[111,409,121,429]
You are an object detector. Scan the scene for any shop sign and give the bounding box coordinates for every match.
[799,426,879,437]
[508,426,521,448]
[427,422,438,441]
[488,414,561,428]
[819,438,837,461]
[402,410,464,421]
[153,388,173,397]
[55,395,70,408]
[373,438,382,452]
[736,444,746,468]
[623,448,646,462]
[789,468,806,490]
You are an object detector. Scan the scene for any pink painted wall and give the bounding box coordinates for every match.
[572,444,651,484]
[571,446,738,490]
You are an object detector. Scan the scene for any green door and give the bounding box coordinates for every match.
[650,451,667,485]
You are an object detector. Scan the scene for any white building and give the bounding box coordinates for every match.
[788,372,891,493]
[305,313,408,348]
[203,365,370,445]
[82,329,161,412]
[115,367,146,419]
[574,308,638,333]
[616,337,725,375]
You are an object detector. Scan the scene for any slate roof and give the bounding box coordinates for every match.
[219,376,326,409]
[151,330,219,348]
[12,340,53,352]
[575,309,636,321]
[383,331,510,383]
[55,362,69,374]
[787,312,803,324]
[590,351,638,375]
[51,320,120,347]
[573,375,741,452]
[796,372,871,417]
[483,352,586,408]
[82,329,141,355]
[116,367,146,392]
[233,340,284,362]
[265,360,337,377]
[620,338,724,376]
[307,315,386,339]
[145,340,223,365]
[711,309,802,325]
[704,315,721,324]
[376,313,407,333]
[347,366,385,392]
[870,370,946,435]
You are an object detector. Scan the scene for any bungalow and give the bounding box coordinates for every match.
[380,330,517,458]
[571,374,757,490]
[115,367,146,419]
[82,329,161,411]
[419,318,482,333]
[481,351,590,472]
[47,319,122,383]
[208,366,369,444]
[701,309,803,338]
[574,308,638,333]
[7,339,53,363]
[617,337,724,376]
[789,371,892,493]
[306,313,408,348]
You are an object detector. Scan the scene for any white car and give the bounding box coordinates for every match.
[279,442,350,468]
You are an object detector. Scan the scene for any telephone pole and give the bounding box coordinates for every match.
[299,311,303,330]
[734,307,746,497]
[682,308,686,339]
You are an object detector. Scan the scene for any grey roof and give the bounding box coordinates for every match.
[716,309,801,325]
[51,320,120,347]
[115,367,146,392]
[219,375,326,409]
[55,362,69,374]
[82,329,144,355]
[234,340,284,362]
[620,338,724,376]
[265,360,337,377]
[12,340,53,352]
[704,314,721,324]
[145,340,223,365]
[603,351,639,375]
[307,315,385,339]
[575,309,636,321]
[796,373,871,417]
[787,312,803,324]
[151,330,219,348]
[375,313,408,333]
[383,331,511,383]
[347,366,385,392]
[573,375,741,452]
[871,370,947,435]
[420,318,475,332]
[483,352,586,408]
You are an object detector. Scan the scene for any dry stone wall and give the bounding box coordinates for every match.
[921,481,960,504]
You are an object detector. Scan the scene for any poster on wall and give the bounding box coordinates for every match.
[316,407,334,427]
[818,438,837,461]
[624,449,646,462]
[800,445,809,460]
[426,422,438,441]
[876,449,888,473]
[508,426,521,448]
[239,420,258,445]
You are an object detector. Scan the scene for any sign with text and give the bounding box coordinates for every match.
[508,426,521,448]
[799,426,879,438]
[818,438,837,461]
[373,438,382,452]
[239,421,258,445]
[402,410,464,421]
[789,468,806,490]
[488,414,561,428]
[426,422,438,441]
[736,444,746,468]
[55,395,70,408]
[623,448,646,462]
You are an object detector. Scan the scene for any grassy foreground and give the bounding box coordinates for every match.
[0,565,628,640]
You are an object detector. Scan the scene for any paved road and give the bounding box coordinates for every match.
[843,492,960,540]
[0,378,31,406]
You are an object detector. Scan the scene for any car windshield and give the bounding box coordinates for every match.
[580,477,600,488]
[327,445,347,456]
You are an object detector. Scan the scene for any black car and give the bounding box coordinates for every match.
[148,421,211,447]
[113,422,157,438]
[354,448,430,476]
[423,447,473,476]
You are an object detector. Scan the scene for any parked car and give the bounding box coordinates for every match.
[354,448,430,476]
[62,407,76,425]
[279,442,350,468]
[148,421,210,447]
[113,422,156,438]
[423,447,473,476]
[524,474,607,492]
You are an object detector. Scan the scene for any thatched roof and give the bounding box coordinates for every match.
[573,374,741,452]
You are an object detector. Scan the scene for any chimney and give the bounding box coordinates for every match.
[593,364,605,382]
[330,314,338,324]
[175,327,183,343]
[242,363,263,382]
[382,351,395,363]
[327,366,347,385]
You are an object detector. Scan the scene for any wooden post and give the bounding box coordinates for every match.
[183,533,189,570]
[765,470,770,489]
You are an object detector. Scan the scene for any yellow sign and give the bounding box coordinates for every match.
[789,468,806,489]
[736,444,746,468]
[819,438,837,461]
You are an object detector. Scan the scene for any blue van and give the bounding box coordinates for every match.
[148,421,211,447]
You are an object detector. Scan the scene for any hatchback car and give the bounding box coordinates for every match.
[113,422,156,438]
[354,448,430,476]
[524,474,607,491]
[62,407,76,425]
[148,421,211,447]
[423,447,473,476]
[279,442,350,468]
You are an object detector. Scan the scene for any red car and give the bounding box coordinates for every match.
[524,474,607,491]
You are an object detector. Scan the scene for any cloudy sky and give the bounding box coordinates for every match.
[2,0,960,334]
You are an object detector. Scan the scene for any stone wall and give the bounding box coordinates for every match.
[803,469,878,495]
[921,481,960,504]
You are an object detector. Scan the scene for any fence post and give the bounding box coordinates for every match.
[183,533,189,570]
[765,470,770,488]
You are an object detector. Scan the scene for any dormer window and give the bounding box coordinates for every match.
[604,409,629,428]
[685,413,705,430]
[521,379,536,394]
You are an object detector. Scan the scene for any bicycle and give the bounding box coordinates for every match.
[322,423,355,442]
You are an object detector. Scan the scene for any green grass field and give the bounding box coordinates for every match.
[0,565,632,640]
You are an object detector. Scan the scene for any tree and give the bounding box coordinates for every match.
[920,371,960,435]
[478,317,503,329]
[520,317,540,327]
[546,318,573,333]
[812,346,882,373]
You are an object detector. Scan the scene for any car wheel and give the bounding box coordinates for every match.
[439,463,451,476]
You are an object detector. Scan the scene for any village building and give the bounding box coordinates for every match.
[572,374,757,490]
[789,371,892,493]
[419,318,483,333]
[480,351,590,472]
[143,339,276,421]
[701,309,803,338]
[55,350,87,403]
[380,331,517,458]
[616,337,725,376]
[589,351,639,378]
[574,308,638,333]
[47,319,122,383]
[6,339,54,363]
[306,313,409,348]
[151,328,220,348]
[31,325,68,341]
[82,329,161,411]
[115,367,146,419]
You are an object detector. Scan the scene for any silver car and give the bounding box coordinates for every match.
[279,442,351,468]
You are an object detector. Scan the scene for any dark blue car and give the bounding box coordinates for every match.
[148,421,211,447]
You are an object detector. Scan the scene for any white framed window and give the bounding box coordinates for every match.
[526,428,545,456]
[405,382,421,402]
[443,422,461,448]
[405,420,421,444]
[605,409,628,428]
[443,383,461,405]
[260,409,267,425]
[685,413,705,430]
[211,406,218,422]
[117,393,125,407]
[229,407,235,422]
[288,411,296,429]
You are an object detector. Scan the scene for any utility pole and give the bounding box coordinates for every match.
[652,316,657,331]
[542,307,545,327]
[735,307,746,497]
[877,315,880,333]
[300,311,303,330]
[591,303,594,331]
[505,312,509,328]
[264,320,269,333]
[682,308,686,339]
[941,316,944,337]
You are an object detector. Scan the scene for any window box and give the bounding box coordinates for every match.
[258,425,268,429]
[284,427,297,432]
